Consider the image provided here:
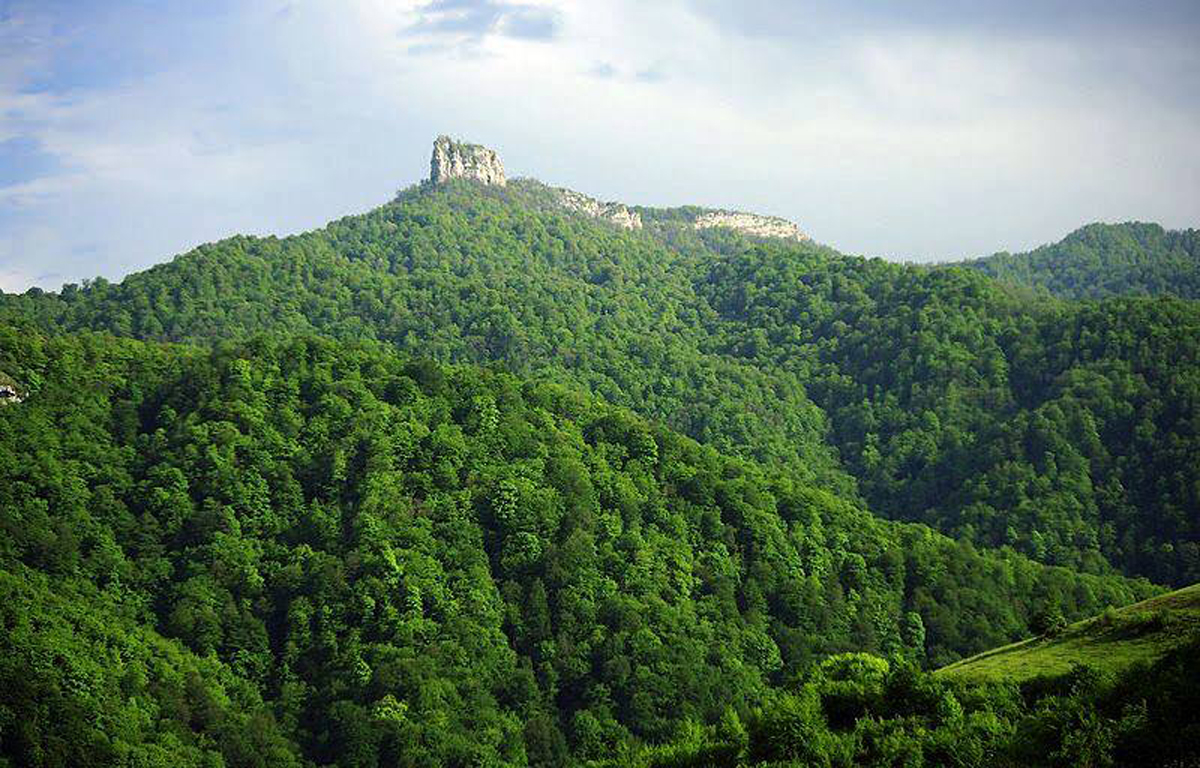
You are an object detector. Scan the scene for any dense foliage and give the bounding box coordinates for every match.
[956,222,1200,299]
[3,181,1197,586]
[601,639,1200,768]
[0,566,302,768]
[0,330,1153,767]
[700,242,1200,586]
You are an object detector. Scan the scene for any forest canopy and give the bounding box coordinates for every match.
[3,182,1198,586]
[0,329,1158,766]
[953,222,1200,300]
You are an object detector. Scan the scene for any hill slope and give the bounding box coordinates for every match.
[937,582,1200,683]
[0,564,304,766]
[600,618,1200,767]
[954,222,1200,299]
[595,584,1200,767]
[3,177,1199,587]
[0,328,1157,766]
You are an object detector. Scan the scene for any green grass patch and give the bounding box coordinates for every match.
[937,583,1200,683]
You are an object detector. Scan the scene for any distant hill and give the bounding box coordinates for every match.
[938,582,1200,683]
[3,136,1199,767]
[953,222,1200,299]
[4,176,1200,588]
[2,139,1200,589]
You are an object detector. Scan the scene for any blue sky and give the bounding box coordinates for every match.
[1,0,1198,291]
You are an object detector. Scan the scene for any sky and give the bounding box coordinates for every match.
[1,0,1198,292]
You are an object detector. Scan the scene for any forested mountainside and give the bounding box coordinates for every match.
[612,585,1200,767]
[3,180,1198,586]
[602,634,1200,767]
[0,330,1153,767]
[954,222,1200,299]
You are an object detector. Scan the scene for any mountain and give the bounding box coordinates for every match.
[938,582,1200,683]
[952,222,1200,299]
[4,139,1198,587]
[3,136,1198,767]
[0,329,1154,767]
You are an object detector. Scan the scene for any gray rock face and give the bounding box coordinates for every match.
[423,136,802,240]
[551,187,642,230]
[430,135,506,186]
[693,211,808,241]
[0,383,22,405]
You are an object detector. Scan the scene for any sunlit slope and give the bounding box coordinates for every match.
[938,583,1200,683]
[4,180,1200,588]
[953,222,1200,299]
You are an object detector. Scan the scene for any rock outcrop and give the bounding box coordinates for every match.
[430,135,506,186]
[424,136,805,240]
[551,187,642,230]
[693,211,808,241]
[0,382,22,406]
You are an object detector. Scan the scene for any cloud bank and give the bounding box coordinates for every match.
[1,0,1198,291]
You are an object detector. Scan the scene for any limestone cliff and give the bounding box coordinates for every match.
[423,136,808,239]
[693,210,808,241]
[430,135,506,186]
[550,187,642,230]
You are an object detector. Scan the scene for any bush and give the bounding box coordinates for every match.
[1032,606,1068,637]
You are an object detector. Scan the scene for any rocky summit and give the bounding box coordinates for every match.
[430,135,506,186]
[426,136,815,241]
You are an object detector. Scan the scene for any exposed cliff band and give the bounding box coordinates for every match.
[430,135,506,186]
[693,210,809,241]
[426,136,806,240]
[550,187,642,230]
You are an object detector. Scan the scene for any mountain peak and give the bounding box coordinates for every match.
[422,137,813,240]
[430,135,506,186]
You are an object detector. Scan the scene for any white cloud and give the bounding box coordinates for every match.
[1,0,1198,291]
